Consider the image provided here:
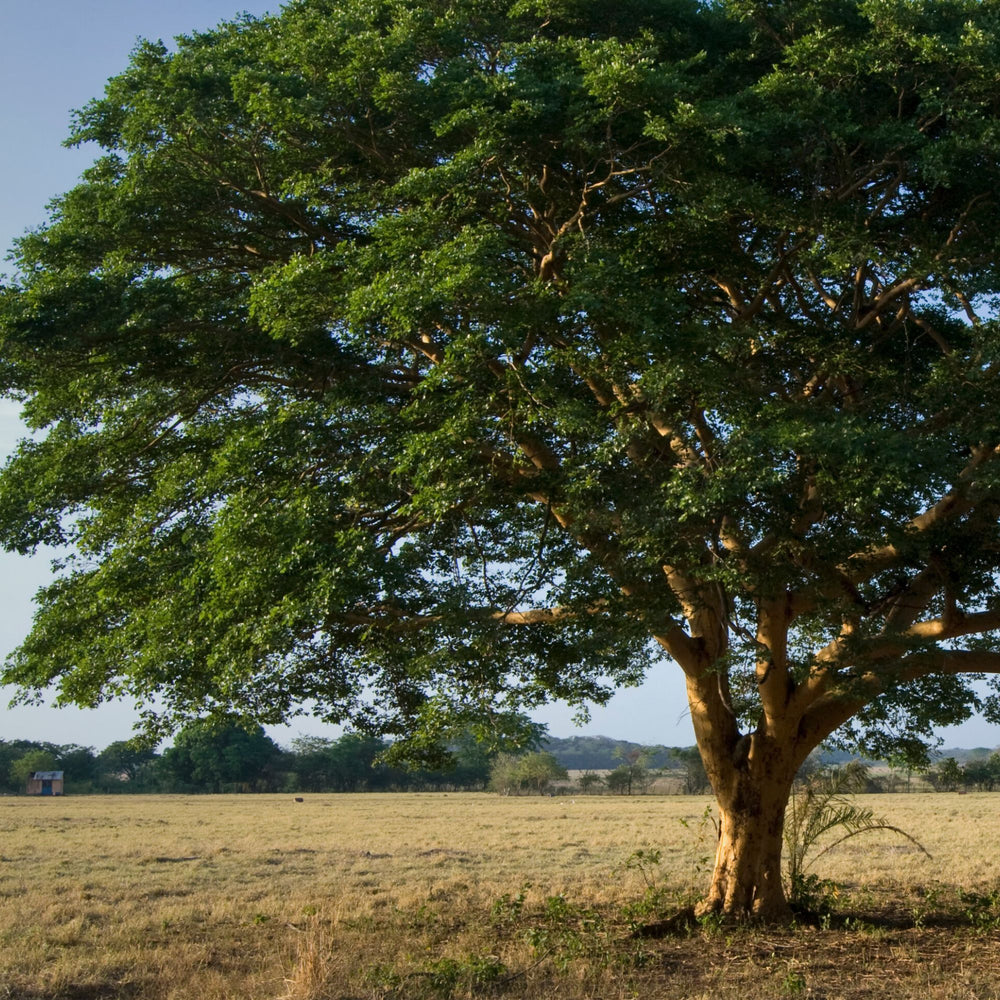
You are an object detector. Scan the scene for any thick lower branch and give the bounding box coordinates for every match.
[798,647,1000,750]
[844,445,1000,585]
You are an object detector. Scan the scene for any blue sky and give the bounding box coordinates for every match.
[0,2,996,753]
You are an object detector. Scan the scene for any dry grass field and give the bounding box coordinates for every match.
[3,792,1000,999]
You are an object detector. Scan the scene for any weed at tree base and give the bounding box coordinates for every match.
[784,763,930,918]
[958,887,1000,933]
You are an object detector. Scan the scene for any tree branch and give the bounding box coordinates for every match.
[843,444,1000,585]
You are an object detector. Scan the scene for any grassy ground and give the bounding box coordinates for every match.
[2,792,1000,999]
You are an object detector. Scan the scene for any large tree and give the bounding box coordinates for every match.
[158,721,282,792]
[4,0,1000,918]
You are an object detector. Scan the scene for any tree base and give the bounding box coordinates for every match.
[629,906,699,939]
[694,895,793,925]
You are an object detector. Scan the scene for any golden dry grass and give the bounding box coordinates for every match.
[2,792,1000,999]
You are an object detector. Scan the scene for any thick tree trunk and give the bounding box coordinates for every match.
[696,778,792,921]
[691,719,801,922]
[659,602,815,922]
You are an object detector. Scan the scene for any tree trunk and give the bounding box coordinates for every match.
[663,608,816,922]
[696,751,798,922]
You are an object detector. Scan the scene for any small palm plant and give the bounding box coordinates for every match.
[784,761,930,907]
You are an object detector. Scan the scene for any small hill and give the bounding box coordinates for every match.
[541,735,683,771]
[541,738,1000,772]
[937,747,998,764]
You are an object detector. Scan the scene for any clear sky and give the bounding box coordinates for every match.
[0,2,996,753]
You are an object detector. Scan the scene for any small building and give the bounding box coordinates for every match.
[26,771,64,796]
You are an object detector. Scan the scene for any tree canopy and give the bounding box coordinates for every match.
[5,0,1000,916]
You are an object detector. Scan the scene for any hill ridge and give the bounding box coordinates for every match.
[540,734,999,770]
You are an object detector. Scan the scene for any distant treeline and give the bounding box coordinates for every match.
[924,752,1000,792]
[3,725,993,795]
[1,726,710,795]
[1,726,495,795]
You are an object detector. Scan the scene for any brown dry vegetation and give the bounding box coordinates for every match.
[2,792,1000,999]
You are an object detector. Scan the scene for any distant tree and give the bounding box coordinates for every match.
[577,772,604,795]
[0,741,52,793]
[52,745,98,789]
[488,752,567,795]
[158,722,282,792]
[418,716,546,790]
[97,741,160,786]
[672,747,710,795]
[289,735,334,791]
[961,758,995,792]
[605,766,634,795]
[439,735,493,790]
[607,746,655,795]
[9,749,57,789]
[487,754,522,796]
[421,730,501,790]
[930,757,964,793]
[517,752,569,795]
[289,733,391,792]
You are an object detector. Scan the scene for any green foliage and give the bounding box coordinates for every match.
[606,746,656,795]
[8,0,1000,911]
[958,888,1000,933]
[780,968,808,995]
[0,742,43,792]
[618,848,681,930]
[53,745,100,790]
[95,740,160,786]
[7,0,1000,765]
[490,882,532,932]
[365,950,509,1000]
[929,756,964,792]
[678,803,720,883]
[670,747,710,795]
[451,881,659,989]
[622,848,663,889]
[0,723,556,795]
[158,721,283,792]
[786,872,841,919]
[0,740,105,793]
[488,751,568,795]
[606,765,638,795]
[416,955,509,999]
[924,751,1000,791]
[289,733,394,791]
[525,894,609,972]
[8,749,57,788]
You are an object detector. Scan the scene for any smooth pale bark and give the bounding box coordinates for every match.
[660,603,815,922]
[686,686,824,920]
[697,765,796,921]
